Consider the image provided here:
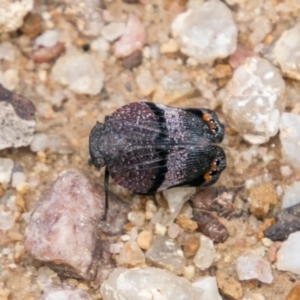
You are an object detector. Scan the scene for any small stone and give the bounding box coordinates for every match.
[163,186,196,223]
[264,202,300,241]
[160,38,179,54]
[167,223,181,239]
[249,16,272,46]
[11,172,26,189]
[192,277,222,300]
[20,13,43,39]
[0,158,14,185]
[193,210,228,243]
[183,265,195,280]
[101,22,125,42]
[136,69,156,96]
[193,235,215,270]
[274,23,300,80]
[222,57,286,144]
[30,133,73,154]
[176,214,198,232]
[249,183,278,218]
[100,267,201,299]
[282,181,300,208]
[122,49,143,69]
[0,84,36,150]
[184,234,201,258]
[31,42,65,64]
[155,223,167,236]
[280,113,300,171]
[114,14,146,58]
[51,53,104,95]
[109,242,123,254]
[137,230,152,250]
[35,29,59,48]
[277,231,300,275]
[153,71,194,104]
[116,241,145,267]
[0,208,15,231]
[0,0,34,33]
[286,283,300,300]
[91,37,110,53]
[217,274,243,300]
[211,64,232,79]
[127,211,145,227]
[39,287,92,300]
[23,169,105,280]
[171,0,237,64]
[145,235,185,275]
[229,44,256,69]
[236,255,273,284]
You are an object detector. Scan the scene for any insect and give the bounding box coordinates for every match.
[89,102,226,214]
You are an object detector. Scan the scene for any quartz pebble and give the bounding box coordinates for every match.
[39,287,92,300]
[0,0,33,33]
[163,186,196,224]
[101,22,125,42]
[23,169,105,280]
[145,235,185,275]
[192,277,222,300]
[274,23,300,80]
[0,84,36,150]
[136,69,156,96]
[193,235,215,270]
[249,183,278,218]
[280,113,300,171]
[236,255,273,284]
[51,53,104,95]
[127,211,145,227]
[100,267,202,300]
[137,230,152,250]
[222,57,286,144]
[35,30,59,48]
[167,223,181,239]
[282,181,300,208]
[114,14,146,58]
[30,133,73,154]
[116,241,145,267]
[171,0,237,64]
[0,158,14,185]
[277,231,300,274]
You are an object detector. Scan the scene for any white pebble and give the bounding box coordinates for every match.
[35,30,59,48]
[0,158,14,185]
[155,223,167,236]
[101,22,125,42]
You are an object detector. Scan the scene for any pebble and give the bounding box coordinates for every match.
[167,223,181,239]
[31,42,65,64]
[127,211,145,227]
[249,16,272,46]
[30,133,73,154]
[274,23,300,80]
[116,241,145,267]
[155,223,167,236]
[100,267,202,300]
[229,44,256,69]
[193,235,215,270]
[35,30,59,48]
[192,276,222,300]
[23,169,106,280]
[51,53,104,95]
[222,57,286,144]
[163,186,196,224]
[136,230,152,250]
[20,13,43,39]
[171,0,237,64]
[236,255,273,284]
[176,214,198,233]
[286,283,300,300]
[280,112,300,171]
[145,235,185,275]
[184,234,201,258]
[0,0,33,33]
[282,181,300,208]
[277,231,300,274]
[39,287,92,300]
[101,22,125,42]
[122,49,143,69]
[0,208,15,231]
[136,69,156,96]
[11,171,26,189]
[153,70,194,104]
[0,158,14,185]
[160,38,179,54]
[0,84,36,150]
[217,275,243,300]
[249,183,278,218]
[183,265,195,280]
[114,14,146,58]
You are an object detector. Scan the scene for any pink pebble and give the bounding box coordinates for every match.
[114,14,146,58]
[229,44,256,69]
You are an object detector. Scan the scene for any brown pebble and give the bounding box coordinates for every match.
[20,13,43,39]
[193,210,229,243]
[123,49,143,69]
[0,184,4,197]
[176,214,198,232]
[249,182,278,218]
[184,235,200,258]
[286,283,300,300]
[257,218,274,240]
[137,230,153,250]
[217,274,243,300]
[31,42,65,63]
[212,64,232,79]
